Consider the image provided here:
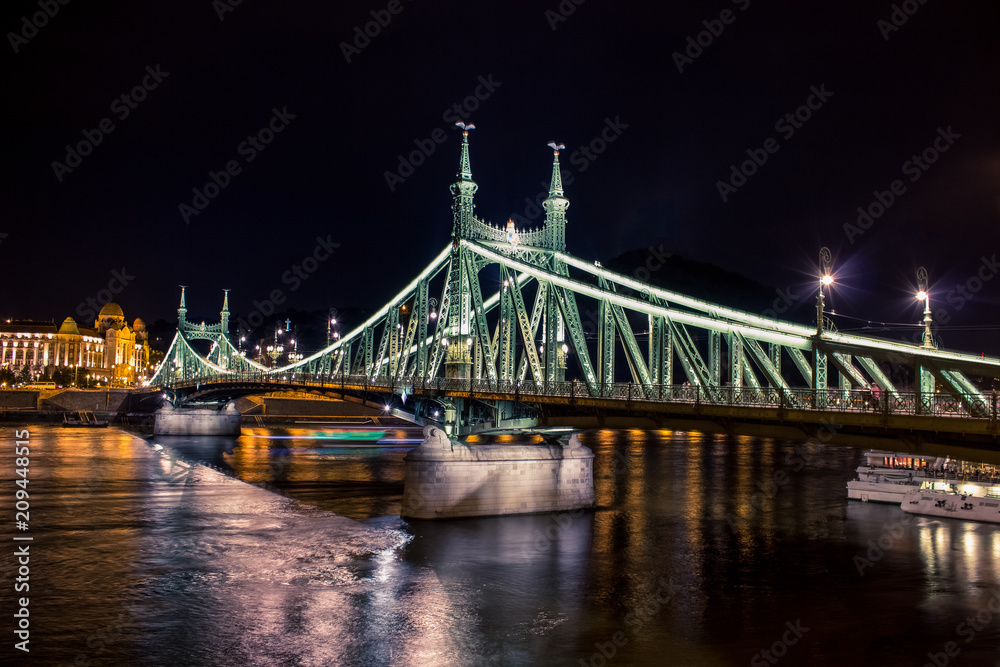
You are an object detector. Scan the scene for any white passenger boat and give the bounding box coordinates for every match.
[846,450,999,504]
[901,487,1000,524]
[848,450,943,503]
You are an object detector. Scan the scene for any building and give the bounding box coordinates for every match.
[0,302,150,386]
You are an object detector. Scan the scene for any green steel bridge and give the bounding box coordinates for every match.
[146,128,1000,460]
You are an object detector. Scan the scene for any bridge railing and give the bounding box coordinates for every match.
[157,372,997,422]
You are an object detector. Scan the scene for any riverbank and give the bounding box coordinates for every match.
[0,388,412,428]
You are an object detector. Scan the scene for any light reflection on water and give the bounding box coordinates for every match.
[4,425,1000,665]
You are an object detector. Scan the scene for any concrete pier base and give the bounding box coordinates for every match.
[401,426,594,520]
[154,403,242,436]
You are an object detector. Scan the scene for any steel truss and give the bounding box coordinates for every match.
[149,133,1000,428]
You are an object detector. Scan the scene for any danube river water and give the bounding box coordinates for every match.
[3,425,1000,666]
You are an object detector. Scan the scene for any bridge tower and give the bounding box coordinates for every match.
[148,288,264,385]
[543,145,568,254]
[543,145,569,382]
[444,126,478,379]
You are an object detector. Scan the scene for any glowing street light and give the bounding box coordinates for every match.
[816,246,833,336]
[917,266,934,349]
[327,308,339,347]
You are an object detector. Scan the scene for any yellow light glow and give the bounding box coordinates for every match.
[821,275,834,286]
[917,290,927,300]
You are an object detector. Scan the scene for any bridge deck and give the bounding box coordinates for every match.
[156,373,1000,459]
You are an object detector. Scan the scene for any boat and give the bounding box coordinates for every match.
[901,486,1000,524]
[62,411,109,428]
[846,450,1000,504]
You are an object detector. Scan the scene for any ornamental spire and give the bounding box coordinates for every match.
[178,286,187,326]
[543,142,569,252]
[449,122,479,239]
[546,142,566,199]
[456,122,475,181]
[220,289,230,333]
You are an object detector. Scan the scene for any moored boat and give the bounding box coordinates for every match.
[846,449,1000,504]
[62,411,109,428]
[901,487,1000,524]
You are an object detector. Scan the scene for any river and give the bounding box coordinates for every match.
[3,425,1000,666]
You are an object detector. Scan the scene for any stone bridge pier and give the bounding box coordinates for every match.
[401,425,594,520]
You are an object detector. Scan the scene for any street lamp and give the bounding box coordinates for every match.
[816,246,833,336]
[327,308,338,347]
[267,325,284,366]
[916,266,934,349]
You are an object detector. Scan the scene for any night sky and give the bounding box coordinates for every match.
[4,1,999,353]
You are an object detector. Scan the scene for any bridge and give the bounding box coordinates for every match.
[146,127,1000,460]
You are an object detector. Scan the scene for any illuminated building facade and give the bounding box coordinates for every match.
[0,302,149,385]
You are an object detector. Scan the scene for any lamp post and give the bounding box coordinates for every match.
[916,266,936,412]
[916,266,934,349]
[327,308,339,347]
[267,325,284,366]
[287,338,301,364]
[816,246,833,336]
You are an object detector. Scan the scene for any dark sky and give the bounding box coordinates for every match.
[4,1,1000,353]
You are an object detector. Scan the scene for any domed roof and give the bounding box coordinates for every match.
[133,318,146,331]
[58,317,80,335]
[99,302,124,319]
